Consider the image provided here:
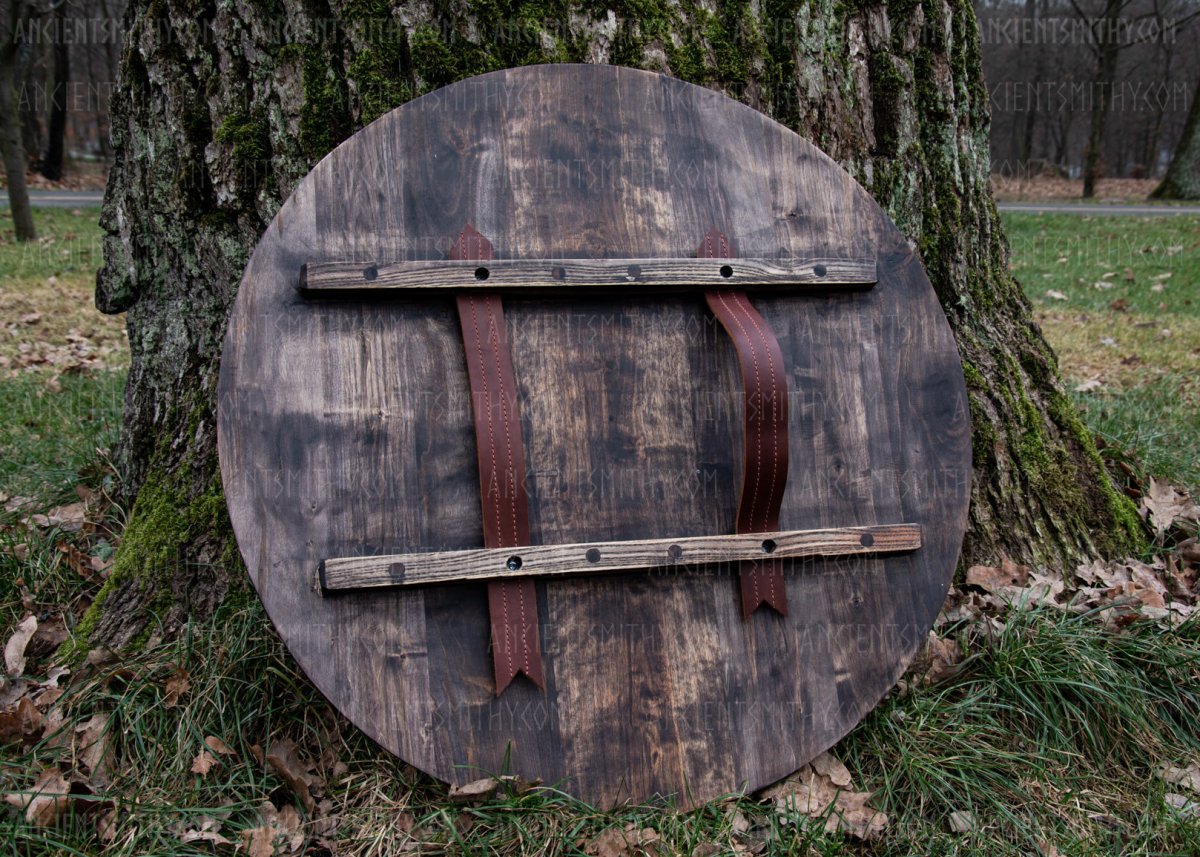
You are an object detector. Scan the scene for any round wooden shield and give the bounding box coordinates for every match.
[218,64,971,807]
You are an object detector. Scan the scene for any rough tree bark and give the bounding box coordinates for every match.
[87,0,1143,649]
[1151,71,1200,199]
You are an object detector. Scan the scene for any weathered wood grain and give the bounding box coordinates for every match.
[320,523,921,590]
[216,64,972,809]
[300,256,877,292]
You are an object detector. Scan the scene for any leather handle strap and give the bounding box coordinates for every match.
[451,224,544,694]
[699,229,790,618]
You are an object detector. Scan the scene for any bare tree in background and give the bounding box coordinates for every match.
[1076,0,1128,196]
[40,0,69,180]
[1153,71,1200,197]
[1,0,37,241]
[978,0,1198,188]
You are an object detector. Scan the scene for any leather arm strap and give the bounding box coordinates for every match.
[699,229,790,618]
[452,224,545,693]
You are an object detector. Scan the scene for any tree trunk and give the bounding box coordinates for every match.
[1,0,36,242]
[88,0,1144,650]
[1082,0,1121,198]
[1018,0,1040,169]
[40,0,68,181]
[1151,72,1200,199]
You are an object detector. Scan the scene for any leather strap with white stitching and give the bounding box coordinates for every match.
[700,228,790,618]
[451,224,544,693]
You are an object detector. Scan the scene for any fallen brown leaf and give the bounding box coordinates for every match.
[86,648,117,669]
[97,807,119,843]
[3,496,34,513]
[1098,559,1172,613]
[762,763,888,841]
[0,695,43,744]
[243,823,276,857]
[831,789,889,840]
[3,542,29,561]
[1180,538,1200,566]
[810,751,852,788]
[266,738,319,814]
[28,616,69,658]
[75,713,114,786]
[1160,763,1200,795]
[1024,571,1066,606]
[46,502,87,532]
[448,776,499,803]
[5,615,38,675]
[205,735,235,756]
[242,801,305,856]
[162,668,189,708]
[966,557,1030,593]
[191,749,218,776]
[1142,478,1200,539]
[1166,793,1200,819]
[16,769,71,827]
[174,813,233,846]
[181,827,233,846]
[923,632,963,685]
[948,809,975,833]
[582,823,661,857]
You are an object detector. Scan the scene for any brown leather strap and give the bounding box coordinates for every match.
[700,229,790,618]
[451,224,544,693]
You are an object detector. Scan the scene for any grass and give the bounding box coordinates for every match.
[2,594,1197,854]
[845,609,1200,855]
[0,208,1198,854]
[1003,212,1200,490]
[0,207,127,372]
[0,372,124,502]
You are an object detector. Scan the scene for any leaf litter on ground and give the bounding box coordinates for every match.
[1,465,1198,852]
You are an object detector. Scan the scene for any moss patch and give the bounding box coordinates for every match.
[214,110,272,194]
[297,45,352,162]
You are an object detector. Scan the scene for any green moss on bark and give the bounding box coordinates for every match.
[69,470,238,658]
[214,110,272,195]
[297,45,351,162]
[1044,391,1145,554]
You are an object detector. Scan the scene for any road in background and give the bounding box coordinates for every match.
[997,202,1200,216]
[7,191,1200,216]
[6,190,104,209]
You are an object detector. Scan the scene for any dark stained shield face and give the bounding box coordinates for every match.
[217,64,971,808]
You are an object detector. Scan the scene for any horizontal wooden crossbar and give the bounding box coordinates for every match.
[318,524,921,593]
[299,256,877,293]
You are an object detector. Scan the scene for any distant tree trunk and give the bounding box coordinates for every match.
[1,0,36,242]
[1018,0,1041,168]
[1141,5,1175,177]
[96,0,123,160]
[88,0,1144,649]
[1151,74,1200,199]
[40,0,67,180]
[17,23,42,161]
[1082,0,1122,197]
[1051,109,1075,169]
